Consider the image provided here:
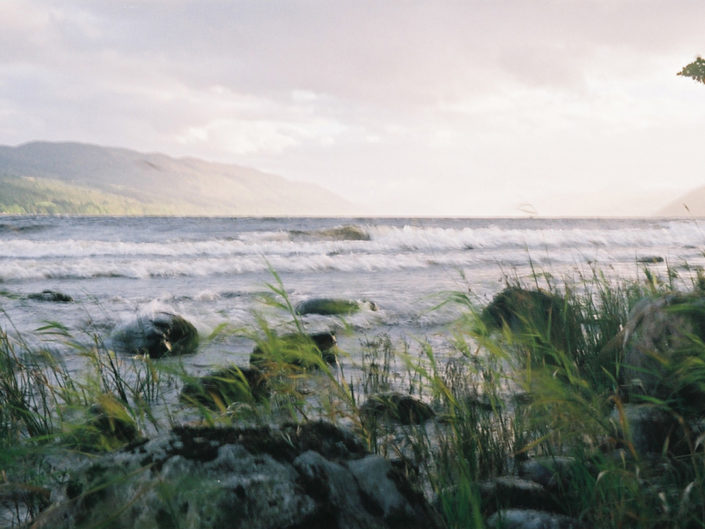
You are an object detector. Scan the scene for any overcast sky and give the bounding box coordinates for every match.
[1,1,704,216]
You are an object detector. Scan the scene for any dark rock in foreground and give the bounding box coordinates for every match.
[250,331,338,369]
[32,421,442,529]
[28,290,73,303]
[479,476,559,515]
[486,509,584,529]
[180,365,268,409]
[360,392,435,425]
[112,312,199,359]
[296,298,377,316]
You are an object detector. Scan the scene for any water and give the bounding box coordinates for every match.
[1,216,704,372]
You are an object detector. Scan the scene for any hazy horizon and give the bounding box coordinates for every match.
[1,1,704,216]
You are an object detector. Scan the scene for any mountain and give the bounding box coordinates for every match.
[0,141,353,216]
[657,186,705,217]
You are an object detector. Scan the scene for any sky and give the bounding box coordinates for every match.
[1,0,704,216]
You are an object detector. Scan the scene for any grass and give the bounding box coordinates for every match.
[3,265,705,528]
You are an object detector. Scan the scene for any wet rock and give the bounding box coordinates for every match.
[486,509,583,529]
[180,365,268,409]
[28,290,73,303]
[250,331,338,369]
[360,392,435,426]
[112,312,199,359]
[518,457,578,491]
[34,421,442,529]
[479,476,558,514]
[620,294,705,414]
[296,298,378,316]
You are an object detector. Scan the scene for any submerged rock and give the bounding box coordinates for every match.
[28,290,73,303]
[250,331,338,369]
[296,298,378,316]
[112,312,199,359]
[180,365,268,409]
[34,421,442,529]
[360,392,435,426]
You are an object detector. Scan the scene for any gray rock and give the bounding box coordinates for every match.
[31,421,441,529]
[360,392,435,426]
[112,312,199,359]
[486,509,583,529]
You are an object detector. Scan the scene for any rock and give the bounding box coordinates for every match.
[481,287,576,355]
[180,365,268,409]
[486,509,583,529]
[296,298,378,316]
[479,476,558,514]
[250,331,338,369]
[64,398,141,452]
[112,312,199,359]
[290,225,371,241]
[28,290,73,303]
[620,294,705,413]
[33,421,442,529]
[360,392,435,426]
[518,457,578,491]
[637,256,665,264]
[608,404,680,455]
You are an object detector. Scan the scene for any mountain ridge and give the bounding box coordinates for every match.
[0,141,354,216]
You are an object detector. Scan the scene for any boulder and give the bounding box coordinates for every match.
[608,404,680,456]
[180,365,268,409]
[32,421,442,529]
[250,331,338,369]
[481,287,576,355]
[28,290,73,303]
[518,457,578,491]
[296,298,378,316]
[486,509,583,529]
[479,476,558,514]
[112,312,199,359]
[360,392,435,426]
[620,294,705,413]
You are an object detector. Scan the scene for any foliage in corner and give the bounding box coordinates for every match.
[678,57,705,85]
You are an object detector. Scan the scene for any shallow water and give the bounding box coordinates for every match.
[1,216,703,373]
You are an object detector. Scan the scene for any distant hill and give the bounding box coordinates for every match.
[657,186,705,217]
[0,141,353,216]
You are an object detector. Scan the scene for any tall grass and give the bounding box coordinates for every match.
[3,264,705,528]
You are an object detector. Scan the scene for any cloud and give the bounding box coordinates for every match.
[1,0,704,215]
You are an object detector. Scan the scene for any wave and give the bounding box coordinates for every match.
[2,220,702,261]
[0,244,692,282]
